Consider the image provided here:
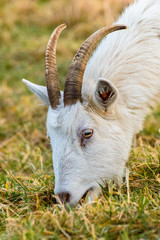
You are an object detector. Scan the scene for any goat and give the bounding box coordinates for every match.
[23,0,160,206]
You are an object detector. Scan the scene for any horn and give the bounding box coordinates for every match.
[64,25,127,106]
[45,24,66,109]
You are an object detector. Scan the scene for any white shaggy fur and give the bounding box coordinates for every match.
[23,0,160,206]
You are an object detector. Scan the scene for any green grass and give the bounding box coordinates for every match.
[0,0,160,239]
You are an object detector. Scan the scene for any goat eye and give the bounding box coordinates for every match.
[82,129,93,138]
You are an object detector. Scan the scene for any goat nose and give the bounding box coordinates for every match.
[57,192,70,204]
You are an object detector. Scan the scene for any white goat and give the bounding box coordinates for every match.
[23,0,160,206]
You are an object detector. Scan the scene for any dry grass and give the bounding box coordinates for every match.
[0,0,160,239]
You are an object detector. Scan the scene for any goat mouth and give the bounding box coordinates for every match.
[79,188,93,204]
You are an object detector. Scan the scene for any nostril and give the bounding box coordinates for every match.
[57,192,70,204]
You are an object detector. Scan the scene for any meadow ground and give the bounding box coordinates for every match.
[0,0,160,239]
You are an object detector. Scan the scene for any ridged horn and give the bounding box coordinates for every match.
[45,24,66,109]
[64,25,127,106]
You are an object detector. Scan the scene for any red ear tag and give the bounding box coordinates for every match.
[99,91,108,101]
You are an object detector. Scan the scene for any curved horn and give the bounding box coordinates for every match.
[45,24,66,109]
[64,25,127,106]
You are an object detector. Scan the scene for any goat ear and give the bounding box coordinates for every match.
[22,79,50,105]
[93,78,118,111]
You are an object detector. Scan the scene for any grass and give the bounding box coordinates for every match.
[0,0,160,239]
